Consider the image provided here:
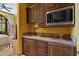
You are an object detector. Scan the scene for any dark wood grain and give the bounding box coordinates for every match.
[22,35,76,56]
[27,3,74,27]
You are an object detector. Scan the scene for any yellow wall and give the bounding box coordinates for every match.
[36,27,73,34]
[17,3,30,54]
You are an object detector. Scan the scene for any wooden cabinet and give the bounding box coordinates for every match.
[44,3,74,11]
[27,7,31,23]
[29,39,36,56]
[26,3,45,27]
[22,38,48,56]
[48,43,76,56]
[22,38,36,56]
[48,43,63,56]
[36,40,48,56]
[27,4,39,23]
[44,3,57,11]
[27,3,74,27]
[22,37,76,56]
[37,4,46,27]
[27,4,45,27]
[27,7,34,23]
[22,38,30,55]
[56,3,74,9]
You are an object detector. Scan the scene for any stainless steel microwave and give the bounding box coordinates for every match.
[46,6,75,26]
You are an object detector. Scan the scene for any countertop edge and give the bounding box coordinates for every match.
[22,35,76,47]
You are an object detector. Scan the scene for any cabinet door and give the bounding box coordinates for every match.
[31,6,37,23]
[48,43,76,56]
[27,7,32,23]
[36,40,48,56]
[29,39,36,56]
[22,38,30,55]
[27,6,37,23]
[56,3,74,9]
[37,4,46,27]
[48,43,64,56]
[63,46,76,56]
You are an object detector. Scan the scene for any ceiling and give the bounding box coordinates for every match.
[0,3,17,14]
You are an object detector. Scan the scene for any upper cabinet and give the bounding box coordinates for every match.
[48,42,76,56]
[44,3,74,11]
[37,4,46,27]
[44,3,57,11]
[27,3,39,23]
[56,3,74,9]
[26,3,74,27]
[27,3,46,27]
[27,5,37,23]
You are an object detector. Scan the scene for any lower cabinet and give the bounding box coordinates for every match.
[29,39,36,56]
[48,43,76,56]
[22,38,48,56]
[22,38,36,56]
[35,40,48,56]
[22,38,76,56]
[22,38,30,55]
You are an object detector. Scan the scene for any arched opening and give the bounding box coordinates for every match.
[0,14,8,34]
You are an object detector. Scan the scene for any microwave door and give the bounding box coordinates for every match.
[46,6,74,26]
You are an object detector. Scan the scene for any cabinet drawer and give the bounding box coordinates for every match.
[36,41,48,47]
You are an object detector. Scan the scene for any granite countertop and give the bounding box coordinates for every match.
[22,35,76,47]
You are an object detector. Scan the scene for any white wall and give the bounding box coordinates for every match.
[73,4,79,52]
